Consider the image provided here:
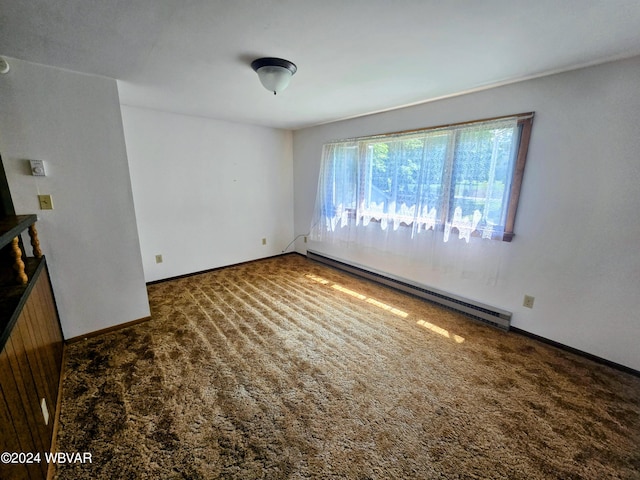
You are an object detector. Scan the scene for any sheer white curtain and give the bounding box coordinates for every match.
[310,117,518,284]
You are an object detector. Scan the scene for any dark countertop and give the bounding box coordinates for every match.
[0,214,42,351]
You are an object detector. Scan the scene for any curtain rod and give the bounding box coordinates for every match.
[333,112,535,143]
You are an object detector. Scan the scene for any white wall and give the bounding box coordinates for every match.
[121,105,294,282]
[293,56,640,371]
[0,58,150,339]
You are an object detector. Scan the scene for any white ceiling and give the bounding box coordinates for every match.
[2,0,640,130]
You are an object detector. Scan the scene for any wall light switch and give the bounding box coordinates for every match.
[38,194,53,210]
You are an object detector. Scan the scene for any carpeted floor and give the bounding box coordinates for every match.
[54,254,640,479]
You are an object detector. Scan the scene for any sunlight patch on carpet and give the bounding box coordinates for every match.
[417,319,465,343]
[308,272,409,318]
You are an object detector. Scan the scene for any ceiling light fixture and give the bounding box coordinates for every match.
[251,57,297,95]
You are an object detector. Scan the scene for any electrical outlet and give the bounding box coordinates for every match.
[523,294,535,309]
[262,238,267,245]
[41,398,49,425]
[155,254,163,264]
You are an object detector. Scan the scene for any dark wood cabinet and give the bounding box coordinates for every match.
[0,216,63,480]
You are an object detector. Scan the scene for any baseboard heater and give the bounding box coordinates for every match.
[306,249,511,331]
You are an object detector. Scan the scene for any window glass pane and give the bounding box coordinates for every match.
[321,143,358,216]
[312,114,531,243]
[450,124,516,229]
[417,131,449,222]
[364,132,450,224]
[366,140,391,214]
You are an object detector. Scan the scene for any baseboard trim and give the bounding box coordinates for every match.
[47,344,67,480]
[510,327,639,378]
[146,252,297,286]
[65,316,152,344]
[306,249,511,331]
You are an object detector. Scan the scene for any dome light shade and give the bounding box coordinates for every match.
[251,57,297,95]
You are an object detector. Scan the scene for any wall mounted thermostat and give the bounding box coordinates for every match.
[30,160,46,176]
[0,57,9,75]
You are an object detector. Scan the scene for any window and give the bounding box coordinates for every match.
[313,113,533,243]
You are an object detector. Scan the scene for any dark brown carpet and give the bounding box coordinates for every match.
[54,254,640,479]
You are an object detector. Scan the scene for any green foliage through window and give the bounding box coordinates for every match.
[315,113,533,242]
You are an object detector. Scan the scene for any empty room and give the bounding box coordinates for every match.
[0,1,639,479]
